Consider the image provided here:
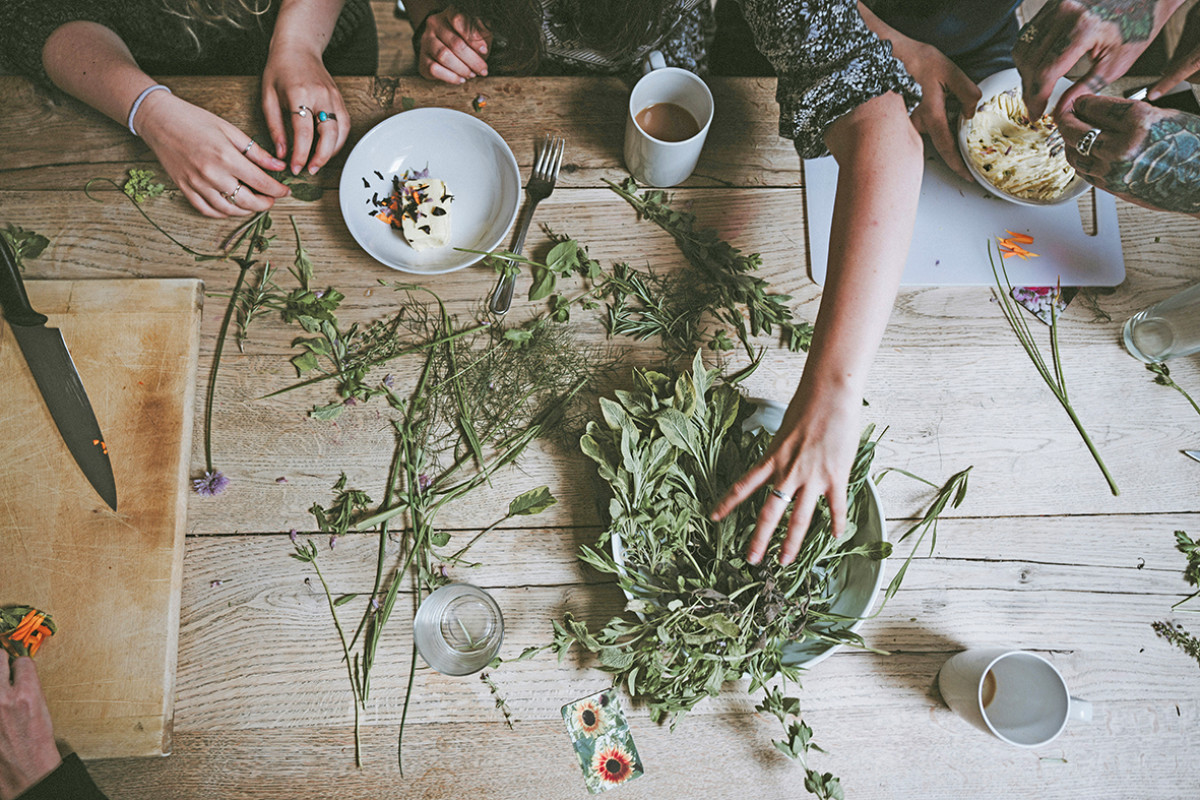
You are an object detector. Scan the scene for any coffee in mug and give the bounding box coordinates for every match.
[635,102,701,143]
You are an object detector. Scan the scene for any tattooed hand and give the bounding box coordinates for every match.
[1014,0,1187,119]
[1057,94,1200,215]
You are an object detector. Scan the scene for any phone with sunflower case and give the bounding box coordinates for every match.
[561,689,644,792]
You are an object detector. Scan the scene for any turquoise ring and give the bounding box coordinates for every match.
[315,110,337,124]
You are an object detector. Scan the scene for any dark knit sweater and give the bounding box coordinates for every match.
[0,0,376,81]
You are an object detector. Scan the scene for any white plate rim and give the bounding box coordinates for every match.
[338,107,521,274]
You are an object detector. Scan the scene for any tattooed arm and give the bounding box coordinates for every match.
[1057,94,1200,215]
[1013,0,1188,119]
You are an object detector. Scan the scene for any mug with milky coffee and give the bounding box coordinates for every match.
[623,50,713,187]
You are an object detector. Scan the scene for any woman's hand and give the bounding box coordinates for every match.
[1056,93,1200,215]
[0,658,60,800]
[890,39,981,181]
[137,92,290,219]
[711,385,862,566]
[416,5,492,84]
[1014,0,1185,119]
[261,41,350,176]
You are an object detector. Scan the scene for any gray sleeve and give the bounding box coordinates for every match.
[736,0,921,158]
[0,0,120,85]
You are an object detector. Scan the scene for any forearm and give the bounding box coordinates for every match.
[803,92,923,402]
[41,21,161,129]
[271,0,347,60]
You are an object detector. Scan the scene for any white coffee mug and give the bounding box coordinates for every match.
[938,648,1093,748]
[623,50,714,187]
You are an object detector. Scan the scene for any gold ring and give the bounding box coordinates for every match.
[221,183,243,204]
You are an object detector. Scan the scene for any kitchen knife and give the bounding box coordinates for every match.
[0,236,117,510]
[1185,450,1200,465]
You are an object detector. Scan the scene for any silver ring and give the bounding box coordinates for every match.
[241,140,256,155]
[221,183,243,204]
[768,487,792,501]
[293,105,312,118]
[1076,128,1100,157]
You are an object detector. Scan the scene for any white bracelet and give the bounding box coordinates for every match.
[127,84,172,136]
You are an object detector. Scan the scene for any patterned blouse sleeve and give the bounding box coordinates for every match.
[736,0,921,158]
[0,0,118,85]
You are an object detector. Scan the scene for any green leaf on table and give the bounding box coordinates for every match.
[508,486,556,517]
[431,531,451,547]
[122,168,165,204]
[310,401,345,420]
[0,225,49,271]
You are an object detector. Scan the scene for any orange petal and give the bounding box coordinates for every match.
[1005,230,1035,244]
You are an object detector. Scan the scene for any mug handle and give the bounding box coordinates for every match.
[642,49,666,75]
[1068,697,1093,723]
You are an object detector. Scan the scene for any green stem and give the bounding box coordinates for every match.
[310,558,362,768]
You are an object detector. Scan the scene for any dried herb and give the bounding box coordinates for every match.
[605,178,814,359]
[1153,531,1200,668]
[1146,362,1200,417]
[990,243,1119,495]
[122,168,164,203]
[553,353,970,796]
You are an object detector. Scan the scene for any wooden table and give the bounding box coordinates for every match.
[2,74,1198,799]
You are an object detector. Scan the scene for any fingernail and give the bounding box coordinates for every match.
[308,166,319,175]
[458,77,466,85]
[480,67,488,76]
[469,72,477,79]
[747,552,761,565]
[1146,90,1160,101]
[291,165,300,176]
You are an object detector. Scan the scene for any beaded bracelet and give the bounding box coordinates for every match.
[127,84,172,136]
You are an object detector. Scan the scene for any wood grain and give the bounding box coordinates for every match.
[0,279,202,758]
[2,59,1199,797]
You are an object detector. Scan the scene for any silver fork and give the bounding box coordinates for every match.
[488,134,565,315]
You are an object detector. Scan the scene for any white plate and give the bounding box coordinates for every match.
[339,108,521,274]
[957,68,1089,207]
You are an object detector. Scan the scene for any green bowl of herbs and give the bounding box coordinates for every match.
[559,354,892,724]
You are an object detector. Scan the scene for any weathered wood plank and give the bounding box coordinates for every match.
[0,75,799,189]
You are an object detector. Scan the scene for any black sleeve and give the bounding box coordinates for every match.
[18,754,110,800]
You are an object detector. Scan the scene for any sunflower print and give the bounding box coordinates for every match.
[592,742,635,785]
[574,699,604,735]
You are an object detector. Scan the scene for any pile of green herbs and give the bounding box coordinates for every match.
[553,353,971,799]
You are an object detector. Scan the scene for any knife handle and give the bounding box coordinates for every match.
[0,234,48,327]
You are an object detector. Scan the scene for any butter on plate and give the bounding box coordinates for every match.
[371,176,454,251]
[398,178,453,251]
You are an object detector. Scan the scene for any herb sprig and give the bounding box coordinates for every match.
[990,244,1119,495]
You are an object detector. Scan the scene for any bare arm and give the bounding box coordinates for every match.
[713,90,923,565]
[262,0,353,174]
[41,21,288,217]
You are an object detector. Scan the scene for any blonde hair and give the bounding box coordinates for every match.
[160,0,273,51]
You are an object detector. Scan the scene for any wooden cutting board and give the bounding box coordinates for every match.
[0,279,202,759]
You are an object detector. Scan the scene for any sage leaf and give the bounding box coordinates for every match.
[508,486,557,517]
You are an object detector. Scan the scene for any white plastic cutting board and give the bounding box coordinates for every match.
[804,143,1125,287]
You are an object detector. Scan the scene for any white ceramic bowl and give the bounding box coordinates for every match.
[957,68,1088,207]
[338,107,521,274]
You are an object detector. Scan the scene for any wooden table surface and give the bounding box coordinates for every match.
[1,74,1198,799]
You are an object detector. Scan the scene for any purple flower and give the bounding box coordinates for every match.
[210,580,223,588]
[275,476,288,484]
[193,470,230,497]
[382,374,394,388]
[370,597,381,611]
[417,473,432,493]
[344,397,358,407]
[438,564,449,580]
[289,529,299,543]
[329,534,338,550]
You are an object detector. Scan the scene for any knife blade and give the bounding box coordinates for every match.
[1185,450,1200,465]
[0,236,117,510]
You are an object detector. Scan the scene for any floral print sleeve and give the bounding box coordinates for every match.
[737,0,921,158]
